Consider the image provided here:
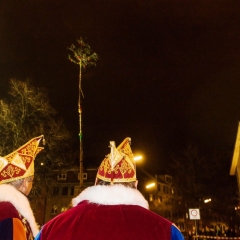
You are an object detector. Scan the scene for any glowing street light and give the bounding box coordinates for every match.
[235,206,240,210]
[146,182,155,189]
[204,198,211,203]
[134,156,143,161]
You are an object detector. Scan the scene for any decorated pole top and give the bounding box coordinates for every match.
[68,37,99,69]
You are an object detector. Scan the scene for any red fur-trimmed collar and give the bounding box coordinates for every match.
[0,184,39,237]
[72,184,149,209]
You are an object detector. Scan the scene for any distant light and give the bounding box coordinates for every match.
[134,156,142,161]
[41,162,44,166]
[204,198,211,203]
[235,206,240,210]
[146,183,155,189]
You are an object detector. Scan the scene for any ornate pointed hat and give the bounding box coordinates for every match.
[96,137,136,183]
[0,135,44,184]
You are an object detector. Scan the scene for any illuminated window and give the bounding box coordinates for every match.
[61,204,67,212]
[74,186,80,195]
[51,204,58,214]
[157,196,162,203]
[149,194,153,202]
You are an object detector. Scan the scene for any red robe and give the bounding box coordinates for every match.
[37,185,184,240]
[0,184,39,240]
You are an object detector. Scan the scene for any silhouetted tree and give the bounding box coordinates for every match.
[0,78,75,191]
[171,143,207,206]
[171,143,240,227]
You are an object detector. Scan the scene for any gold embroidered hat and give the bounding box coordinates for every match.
[96,137,136,183]
[0,135,44,184]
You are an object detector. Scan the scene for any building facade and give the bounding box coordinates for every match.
[34,167,98,223]
[32,166,235,235]
[138,172,185,233]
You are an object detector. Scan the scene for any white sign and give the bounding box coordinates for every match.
[189,208,200,220]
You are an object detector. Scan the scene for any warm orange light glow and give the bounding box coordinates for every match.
[134,156,142,161]
[146,183,155,189]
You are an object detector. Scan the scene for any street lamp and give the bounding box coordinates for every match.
[134,156,143,161]
[133,155,143,178]
[204,198,211,203]
[146,182,156,189]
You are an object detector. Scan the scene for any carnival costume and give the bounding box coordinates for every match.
[36,138,184,240]
[0,135,44,240]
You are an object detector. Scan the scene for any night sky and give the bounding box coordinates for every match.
[1,0,240,171]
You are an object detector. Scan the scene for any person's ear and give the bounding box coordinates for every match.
[134,180,138,189]
[18,178,27,192]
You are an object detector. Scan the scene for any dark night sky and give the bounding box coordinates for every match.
[1,0,240,171]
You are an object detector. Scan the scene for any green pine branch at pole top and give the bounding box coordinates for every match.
[68,37,99,190]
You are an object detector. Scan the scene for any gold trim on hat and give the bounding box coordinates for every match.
[0,135,44,184]
[96,137,137,183]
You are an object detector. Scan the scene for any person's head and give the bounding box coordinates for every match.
[96,179,138,189]
[7,175,34,196]
[0,135,44,194]
[95,137,137,186]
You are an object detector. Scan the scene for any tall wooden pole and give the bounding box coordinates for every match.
[68,38,98,191]
[78,59,83,189]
